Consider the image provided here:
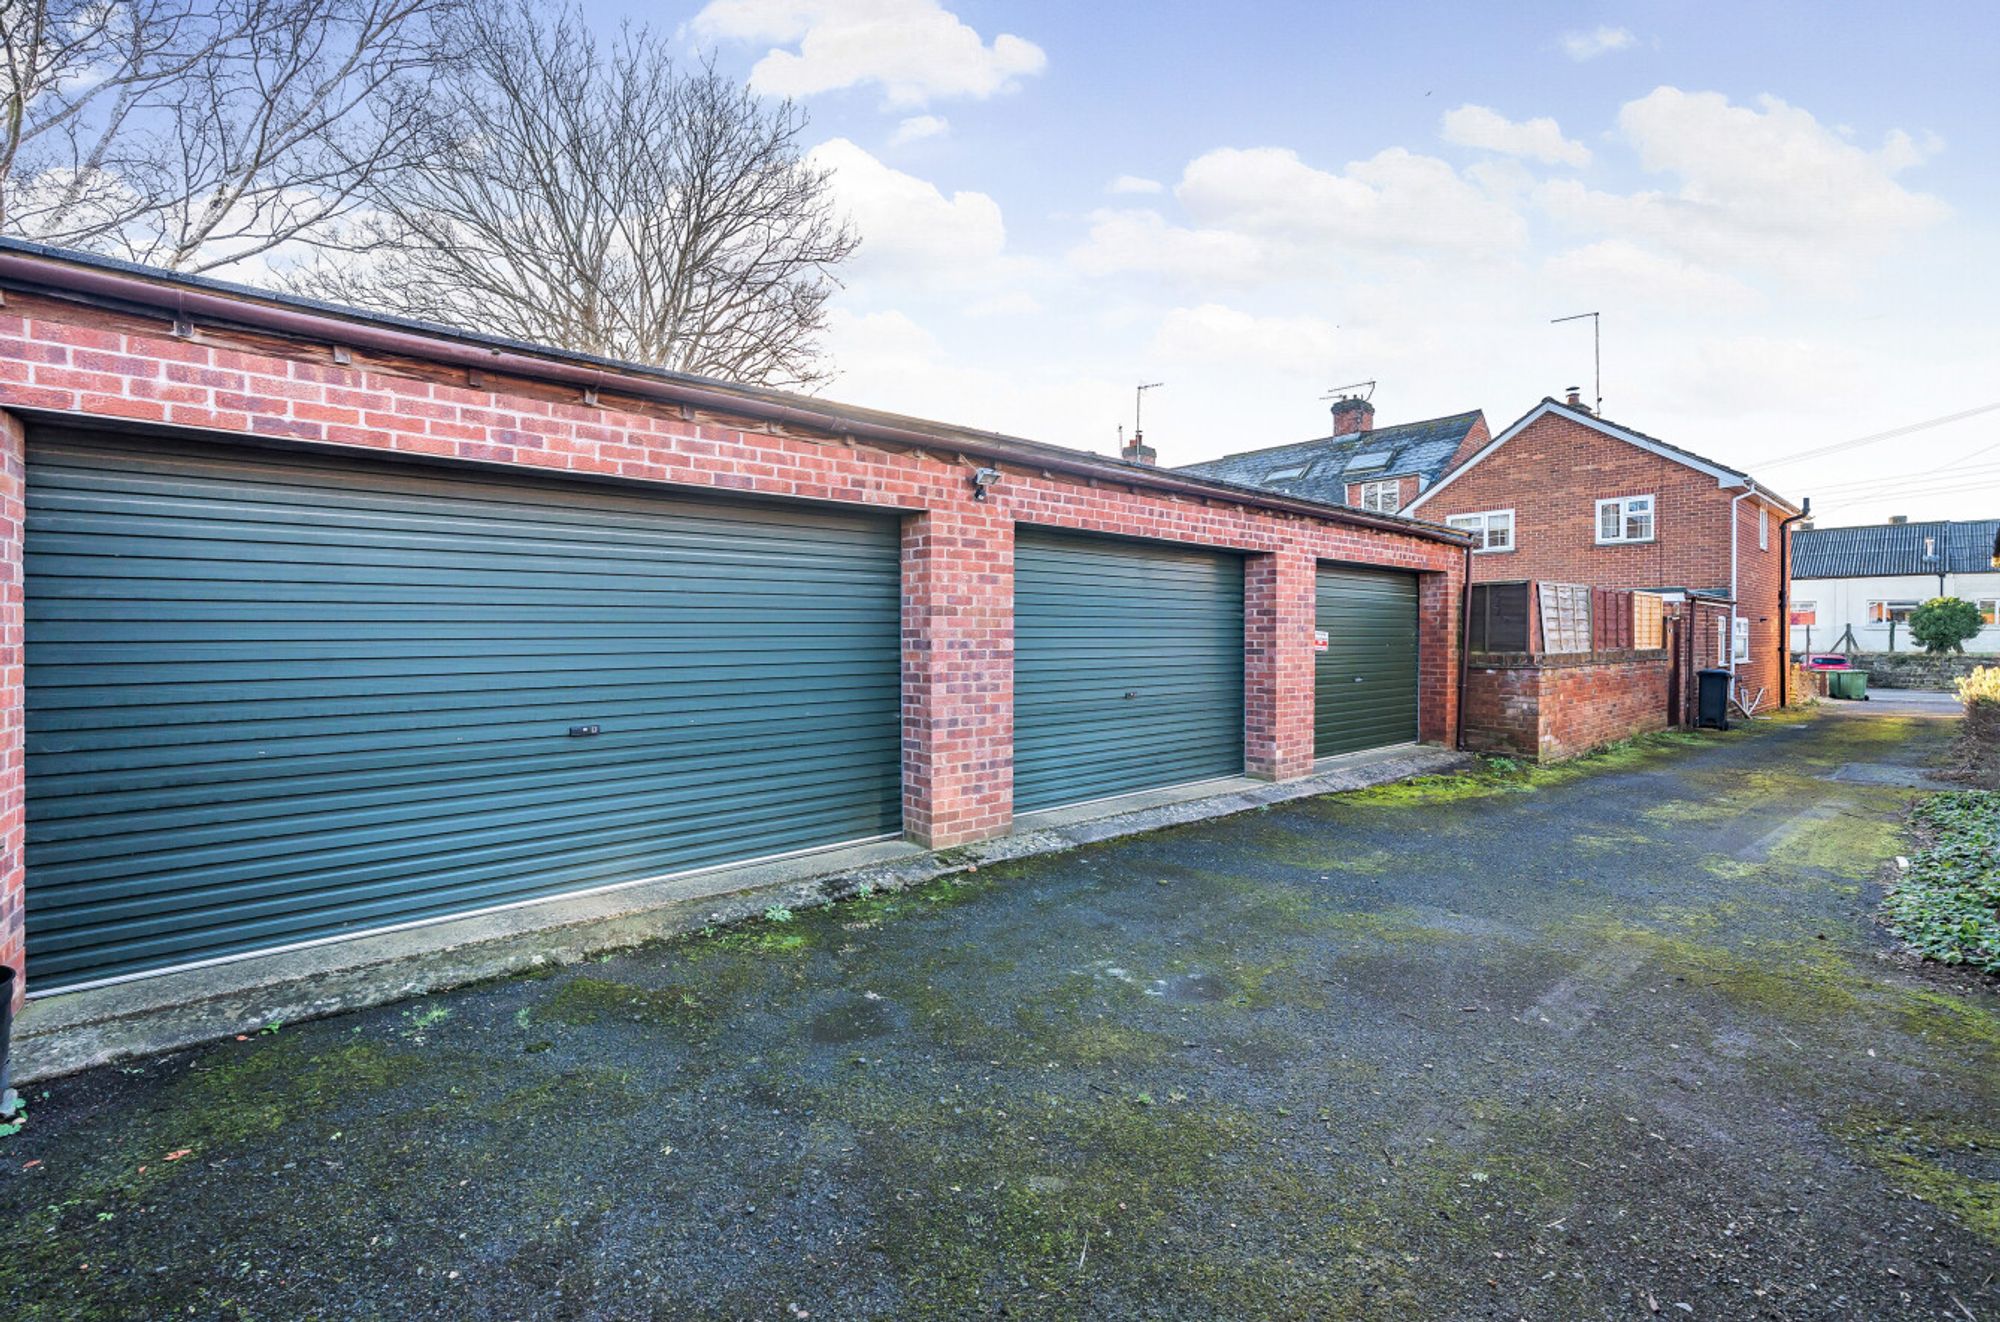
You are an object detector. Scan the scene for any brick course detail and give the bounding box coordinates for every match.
[0,287,1468,992]
[1461,650,1671,762]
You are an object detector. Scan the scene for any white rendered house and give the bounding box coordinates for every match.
[1789,518,2000,654]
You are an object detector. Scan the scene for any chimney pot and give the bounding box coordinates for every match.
[1329,396,1375,437]
[1120,433,1157,465]
[1564,385,1584,409]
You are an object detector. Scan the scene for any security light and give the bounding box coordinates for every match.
[970,467,1002,500]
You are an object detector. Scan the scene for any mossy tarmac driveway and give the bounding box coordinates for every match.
[8,712,1999,1321]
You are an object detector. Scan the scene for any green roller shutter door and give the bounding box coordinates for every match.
[1013,529,1244,812]
[24,429,903,991]
[1315,566,1420,758]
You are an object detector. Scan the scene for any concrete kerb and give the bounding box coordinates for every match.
[12,745,1470,1082]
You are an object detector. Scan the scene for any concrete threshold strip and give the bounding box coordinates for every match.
[14,744,1467,1083]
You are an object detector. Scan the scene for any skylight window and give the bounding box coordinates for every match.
[1264,464,1308,482]
[1344,451,1392,473]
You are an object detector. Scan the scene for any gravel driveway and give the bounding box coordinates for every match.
[4,710,1995,1320]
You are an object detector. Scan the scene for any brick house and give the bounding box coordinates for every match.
[1174,396,1488,516]
[1408,393,1802,709]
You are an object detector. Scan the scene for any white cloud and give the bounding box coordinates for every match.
[691,0,1046,106]
[1538,87,1948,282]
[808,137,1005,277]
[1543,240,1760,313]
[1177,146,1528,257]
[964,290,1041,317]
[1106,174,1164,195]
[1441,105,1591,167]
[891,114,949,144]
[1068,209,1270,284]
[1561,25,1635,61]
[1151,304,1343,377]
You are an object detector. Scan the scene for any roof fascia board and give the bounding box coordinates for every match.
[0,240,1473,546]
[1407,399,1769,513]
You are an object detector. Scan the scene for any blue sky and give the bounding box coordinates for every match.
[582,1,1998,525]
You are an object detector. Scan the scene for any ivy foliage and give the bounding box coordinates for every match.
[1888,791,2000,973]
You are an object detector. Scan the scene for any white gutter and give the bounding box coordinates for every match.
[1729,483,1759,681]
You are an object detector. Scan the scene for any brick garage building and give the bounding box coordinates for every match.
[1410,395,1801,710]
[0,242,1470,1005]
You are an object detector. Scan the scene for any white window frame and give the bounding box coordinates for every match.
[1758,505,1769,550]
[1446,508,1515,554]
[1356,478,1401,514]
[1595,494,1656,545]
[1732,617,1750,663]
[1866,600,1921,626]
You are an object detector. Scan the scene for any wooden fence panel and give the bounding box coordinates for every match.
[1538,582,1592,653]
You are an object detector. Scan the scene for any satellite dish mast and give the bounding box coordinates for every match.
[1551,312,1601,413]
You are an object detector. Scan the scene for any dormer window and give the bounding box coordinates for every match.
[1355,479,1401,514]
[1595,494,1655,545]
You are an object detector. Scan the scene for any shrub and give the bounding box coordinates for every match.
[1909,597,1985,655]
[1959,665,2000,707]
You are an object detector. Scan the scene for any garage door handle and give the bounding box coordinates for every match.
[1353,676,1365,682]
[1124,691,1138,699]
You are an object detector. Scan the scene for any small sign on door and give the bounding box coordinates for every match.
[1313,629,1329,653]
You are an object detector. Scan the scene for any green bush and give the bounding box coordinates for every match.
[1887,791,2000,973]
[1909,597,1985,655]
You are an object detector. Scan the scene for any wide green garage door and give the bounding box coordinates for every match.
[24,429,903,991]
[1013,529,1243,812]
[1315,566,1420,758]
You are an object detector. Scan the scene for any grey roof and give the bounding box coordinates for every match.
[1791,519,2000,579]
[1173,410,1484,505]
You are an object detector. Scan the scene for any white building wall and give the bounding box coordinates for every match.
[1790,572,2000,653]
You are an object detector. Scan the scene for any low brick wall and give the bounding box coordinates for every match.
[1841,651,1992,692]
[1463,649,1671,762]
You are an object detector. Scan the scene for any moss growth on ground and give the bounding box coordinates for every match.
[1839,1115,2000,1245]
[532,975,717,1032]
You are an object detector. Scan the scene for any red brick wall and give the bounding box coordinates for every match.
[1462,651,1670,762]
[0,289,1465,917]
[1422,409,1789,713]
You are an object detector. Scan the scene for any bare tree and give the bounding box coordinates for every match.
[293,5,857,388]
[1,0,458,272]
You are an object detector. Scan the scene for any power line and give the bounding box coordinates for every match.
[1807,460,2000,498]
[1757,402,2000,469]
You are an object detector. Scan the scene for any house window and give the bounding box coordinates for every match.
[1446,509,1514,553]
[1732,617,1750,663]
[1979,599,1998,626]
[1595,494,1655,544]
[1265,464,1308,483]
[1867,600,1920,625]
[1356,478,1401,514]
[1758,506,1769,550]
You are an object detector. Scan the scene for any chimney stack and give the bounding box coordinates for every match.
[1888,514,1909,525]
[1329,396,1375,437]
[1121,432,1157,465]
[1564,385,1586,410]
